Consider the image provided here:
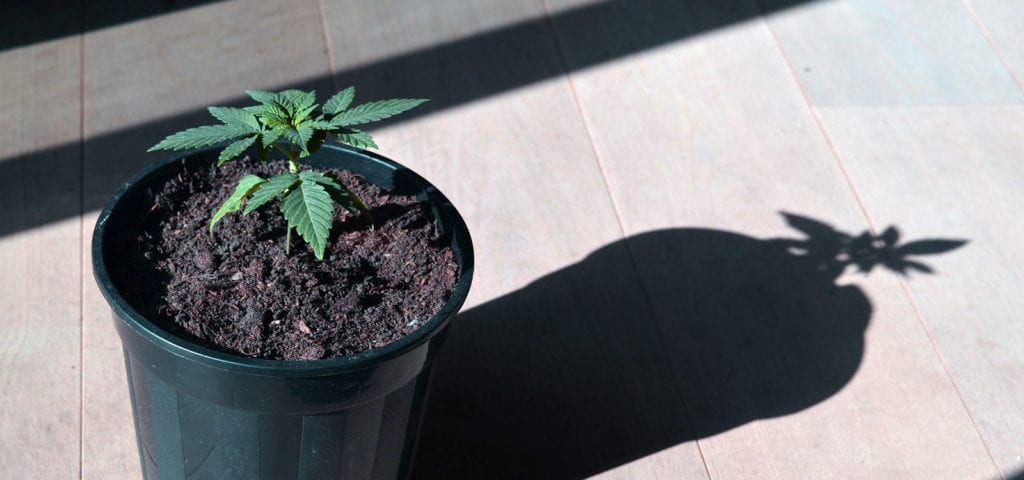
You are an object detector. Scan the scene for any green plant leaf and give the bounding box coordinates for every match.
[244,172,298,214]
[323,86,355,114]
[210,174,265,234]
[208,106,259,131]
[306,120,334,130]
[261,127,286,148]
[294,104,318,124]
[280,178,334,260]
[333,128,378,149]
[311,171,374,221]
[329,98,428,126]
[281,89,316,111]
[148,124,250,152]
[300,130,327,158]
[259,103,291,127]
[296,125,314,149]
[245,90,279,106]
[218,135,257,166]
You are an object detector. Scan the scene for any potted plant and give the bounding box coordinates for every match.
[91,87,474,479]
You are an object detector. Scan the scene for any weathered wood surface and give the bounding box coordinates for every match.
[548,0,1002,478]
[80,1,333,478]
[765,0,1024,476]
[0,24,83,479]
[321,1,710,477]
[0,0,1020,478]
[816,105,1024,477]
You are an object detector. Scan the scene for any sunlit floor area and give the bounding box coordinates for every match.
[1,0,1023,478]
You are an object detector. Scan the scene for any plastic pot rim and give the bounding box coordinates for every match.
[92,143,474,378]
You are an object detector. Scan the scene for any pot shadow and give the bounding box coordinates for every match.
[414,212,966,479]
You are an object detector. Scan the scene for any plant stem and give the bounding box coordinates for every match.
[285,227,292,256]
[271,142,300,173]
[272,142,291,159]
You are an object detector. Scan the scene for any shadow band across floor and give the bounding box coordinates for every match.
[414,213,966,479]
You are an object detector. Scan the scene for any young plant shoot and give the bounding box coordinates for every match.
[149,88,427,260]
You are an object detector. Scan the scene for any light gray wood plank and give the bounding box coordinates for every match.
[548,0,999,477]
[0,38,82,479]
[81,1,334,478]
[548,0,872,239]
[818,104,1024,477]
[964,0,1024,87]
[322,1,710,477]
[590,444,710,479]
[761,0,1024,106]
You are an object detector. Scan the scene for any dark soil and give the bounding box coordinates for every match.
[112,157,458,360]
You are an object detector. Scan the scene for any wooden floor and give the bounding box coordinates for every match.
[1,0,1022,478]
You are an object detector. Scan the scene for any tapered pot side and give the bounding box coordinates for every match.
[91,144,474,479]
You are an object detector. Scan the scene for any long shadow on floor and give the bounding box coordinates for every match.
[414,213,965,479]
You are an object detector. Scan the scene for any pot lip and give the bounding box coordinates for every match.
[91,143,474,377]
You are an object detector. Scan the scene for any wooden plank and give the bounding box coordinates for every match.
[591,445,711,479]
[760,0,1024,106]
[547,0,999,477]
[963,0,1024,87]
[817,104,1024,477]
[0,38,82,479]
[321,1,710,477]
[80,1,334,478]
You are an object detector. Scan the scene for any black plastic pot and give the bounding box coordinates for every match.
[92,144,474,480]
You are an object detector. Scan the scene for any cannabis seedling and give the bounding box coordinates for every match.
[149,87,427,260]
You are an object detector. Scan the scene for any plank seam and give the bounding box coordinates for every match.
[958,0,1024,96]
[538,1,714,478]
[78,2,86,476]
[892,271,1005,480]
[315,0,340,90]
[756,4,1005,477]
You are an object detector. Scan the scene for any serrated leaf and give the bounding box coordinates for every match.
[329,98,428,126]
[299,130,327,158]
[208,106,259,131]
[299,170,338,187]
[294,104,319,124]
[281,89,316,111]
[244,172,298,214]
[218,135,257,166]
[296,125,314,149]
[259,103,290,126]
[281,178,335,260]
[306,120,334,130]
[313,171,374,221]
[282,128,302,146]
[333,128,378,149]
[261,127,286,148]
[210,175,265,234]
[148,124,249,152]
[323,86,355,114]
[246,90,279,105]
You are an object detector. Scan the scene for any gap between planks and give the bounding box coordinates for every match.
[755,4,1005,478]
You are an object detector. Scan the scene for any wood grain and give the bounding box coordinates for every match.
[80,1,334,477]
[548,0,999,477]
[760,0,1024,106]
[817,104,1024,477]
[0,0,1010,478]
[963,0,1024,89]
[0,38,82,479]
[322,1,711,477]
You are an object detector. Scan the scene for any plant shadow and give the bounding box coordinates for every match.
[414,213,966,479]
